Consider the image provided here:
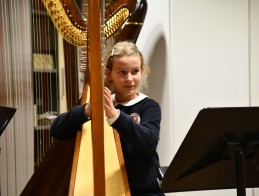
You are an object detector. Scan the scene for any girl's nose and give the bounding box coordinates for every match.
[125,74,133,82]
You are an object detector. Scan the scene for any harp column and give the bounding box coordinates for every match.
[88,0,106,195]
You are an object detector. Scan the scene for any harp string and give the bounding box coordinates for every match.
[32,0,38,167]
[13,0,24,180]
[1,1,12,189]
[1,0,34,192]
[32,0,58,168]
[36,0,42,166]
[20,0,31,179]
[0,1,13,177]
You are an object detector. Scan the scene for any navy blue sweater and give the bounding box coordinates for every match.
[50,96,163,195]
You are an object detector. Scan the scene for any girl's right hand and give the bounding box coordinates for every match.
[104,87,118,119]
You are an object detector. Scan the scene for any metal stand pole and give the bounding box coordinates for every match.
[235,148,246,196]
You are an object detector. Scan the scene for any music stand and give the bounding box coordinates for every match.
[0,106,16,136]
[161,107,259,196]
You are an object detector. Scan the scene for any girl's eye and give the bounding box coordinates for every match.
[132,69,139,74]
[119,70,126,75]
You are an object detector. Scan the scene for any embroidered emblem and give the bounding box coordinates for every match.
[130,113,141,124]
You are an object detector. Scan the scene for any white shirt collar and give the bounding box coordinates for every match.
[112,93,148,106]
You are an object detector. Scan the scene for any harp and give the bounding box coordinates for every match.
[21,0,147,195]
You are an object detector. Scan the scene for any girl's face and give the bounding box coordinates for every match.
[106,55,143,103]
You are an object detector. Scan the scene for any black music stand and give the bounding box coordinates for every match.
[161,107,259,196]
[0,106,16,136]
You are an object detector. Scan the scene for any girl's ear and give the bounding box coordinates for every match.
[141,65,145,74]
[105,68,112,81]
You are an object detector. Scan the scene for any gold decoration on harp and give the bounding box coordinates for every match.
[42,0,87,46]
[104,5,130,38]
[125,22,144,26]
[42,1,130,45]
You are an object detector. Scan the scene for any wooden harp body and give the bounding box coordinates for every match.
[21,0,148,195]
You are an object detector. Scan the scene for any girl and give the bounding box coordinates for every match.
[50,41,164,195]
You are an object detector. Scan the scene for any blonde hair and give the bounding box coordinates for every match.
[105,41,149,92]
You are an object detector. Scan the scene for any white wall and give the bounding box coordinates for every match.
[137,0,174,166]
[250,0,259,194]
[250,0,259,106]
[137,0,259,196]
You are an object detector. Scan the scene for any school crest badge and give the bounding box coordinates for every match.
[130,113,141,124]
